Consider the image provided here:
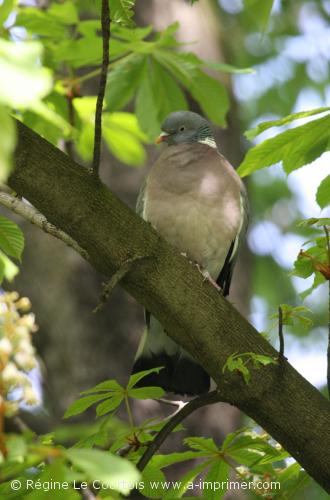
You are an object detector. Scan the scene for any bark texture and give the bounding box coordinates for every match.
[10,121,330,491]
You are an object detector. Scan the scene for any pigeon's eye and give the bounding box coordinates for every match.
[179,125,185,132]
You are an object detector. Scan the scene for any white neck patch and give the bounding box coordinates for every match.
[198,137,217,149]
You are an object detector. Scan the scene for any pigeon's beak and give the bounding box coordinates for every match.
[155,132,169,144]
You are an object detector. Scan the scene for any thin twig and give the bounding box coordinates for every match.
[12,416,32,433]
[80,488,97,500]
[93,256,151,313]
[92,0,110,176]
[64,93,75,159]
[0,191,89,261]
[137,390,222,472]
[324,225,330,398]
[278,306,285,359]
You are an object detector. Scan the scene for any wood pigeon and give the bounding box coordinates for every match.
[132,111,248,396]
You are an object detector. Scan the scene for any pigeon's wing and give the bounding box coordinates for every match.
[136,179,147,219]
[216,183,249,296]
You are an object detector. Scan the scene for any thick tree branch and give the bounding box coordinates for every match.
[10,121,330,492]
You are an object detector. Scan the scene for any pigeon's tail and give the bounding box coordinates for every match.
[131,316,210,396]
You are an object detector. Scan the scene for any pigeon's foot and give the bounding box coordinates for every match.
[180,253,222,293]
[194,263,222,293]
[200,268,222,292]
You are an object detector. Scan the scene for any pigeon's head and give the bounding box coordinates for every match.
[156,111,214,147]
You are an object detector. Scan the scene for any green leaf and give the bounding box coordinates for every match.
[128,386,165,399]
[0,106,16,182]
[106,54,145,111]
[245,107,330,140]
[221,428,249,451]
[243,0,274,32]
[65,448,140,494]
[15,8,66,38]
[203,459,229,499]
[251,353,278,366]
[135,62,161,139]
[280,461,302,482]
[0,250,19,283]
[112,24,153,42]
[155,51,229,126]
[64,394,112,418]
[205,61,254,75]
[316,175,330,209]
[0,0,14,25]
[298,218,330,228]
[80,379,123,395]
[0,256,4,285]
[150,451,207,469]
[133,51,190,136]
[102,112,147,166]
[150,59,188,121]
[163,459,213,498]
[75,98,147,165]
[222,354,251,384]
[292,252,314,279]
[0,216,24,261]
[109,0,135,27]
[127,367,164,389]
[96,395,123,416]
[29,101,71,137]
[27,460,82,500]
[271,304,313,329]
[53,36,103,68]
[281,471,311,500]
[184,437,218,453]
[238,114,330,177]
[300,271,326,300]
[140,466,167,498]
[48,1,79,25]
[0,40,52,108]
[6,436,27,463]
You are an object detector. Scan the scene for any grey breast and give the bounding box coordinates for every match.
[142,143,243,279]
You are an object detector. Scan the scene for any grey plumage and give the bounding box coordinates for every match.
[132,111,248,395]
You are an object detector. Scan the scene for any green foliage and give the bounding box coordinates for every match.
[64,448,140,494]
[74,97,147,165]
[292,220,329,298]
[316,175,330,209]
[0,107,16,182]
[0,38,56,178]
[271,305,313,329]
[109,0,136,27]
[0,216,24,262]
[141,429,299,498]
[0,250,19,284]
[104,24,230,138]
[64,368,165,419]
[223,352,278,384]
[0,39,52,108]
[0,0,14,25]
[243,0,274,31]
[238,112,330,177]
[105,54,145,110]
[245,107,330,141]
